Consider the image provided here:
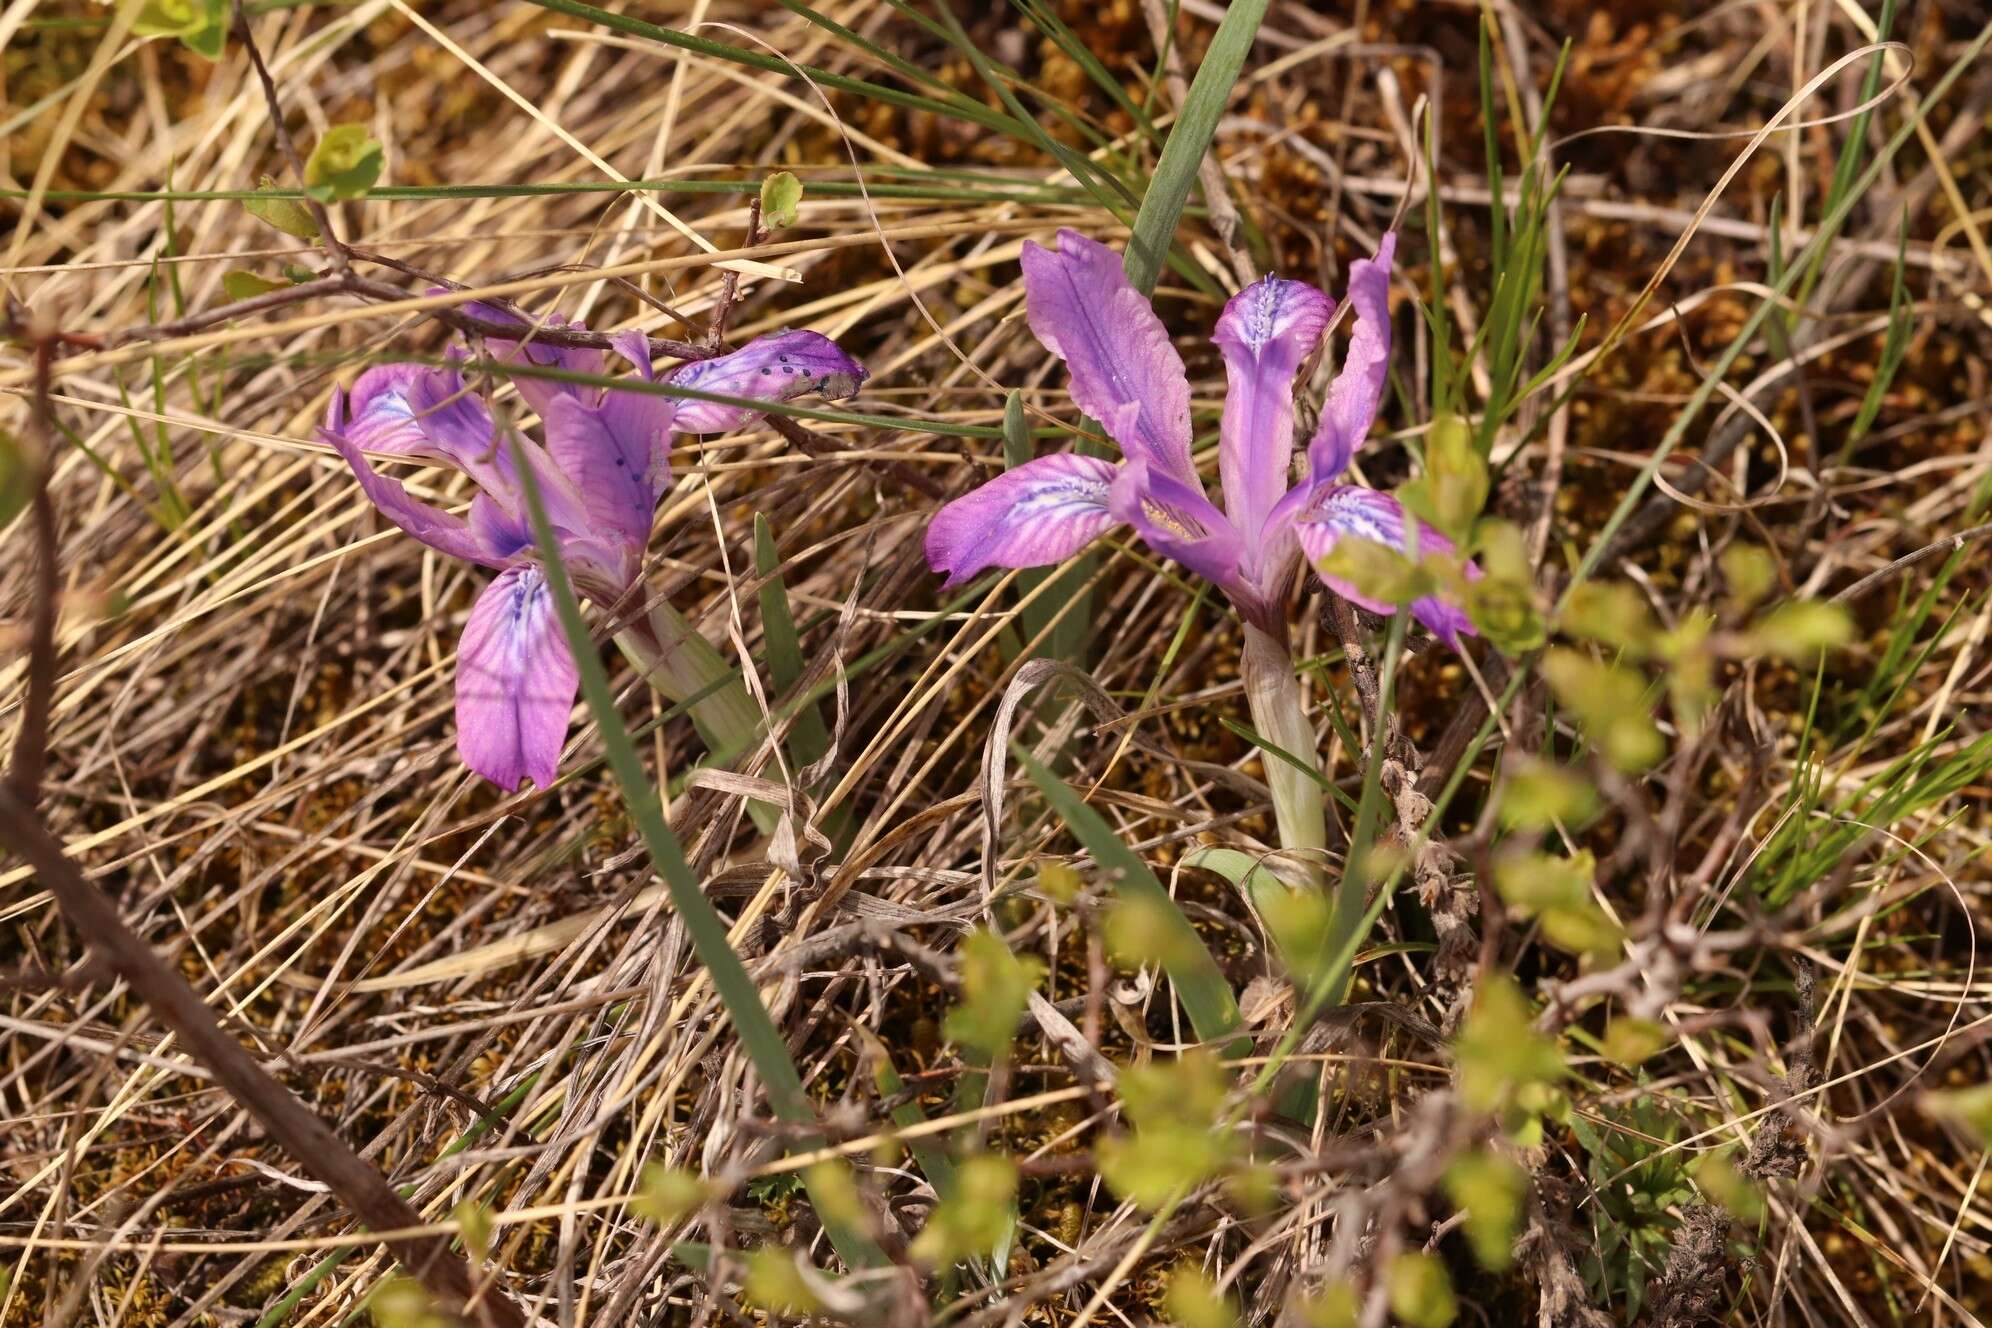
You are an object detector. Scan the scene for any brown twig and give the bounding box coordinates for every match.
[707,195,763,352]
[1828,520,1992,603]
[5,318,59,807]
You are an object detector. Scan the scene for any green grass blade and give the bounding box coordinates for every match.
[509,436,886,1271]
[1011,745,1244,1051]
[1795,0,1899,313]
[1121,0,1272,295]
[753,514,833,772]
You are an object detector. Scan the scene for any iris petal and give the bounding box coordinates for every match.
[1020,229,1197,486]
[1211,273,1333,561]
[666,330,867,435]
[1296,484,1477,649]
[455,564,581,790]
[923,452,1119,587]
[1303,233,1396,486]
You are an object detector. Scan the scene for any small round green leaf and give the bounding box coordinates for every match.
[221,270,289,301]
[760,170,803,230]
[305,125,384,204]
[243,176,320,240]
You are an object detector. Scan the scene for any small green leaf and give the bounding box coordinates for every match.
[1558,581,1659,658]
[910,1154,1019,1268]
[243,176,320,239]
[134,0,204,36]
[943,929,1043,1059]
[1472,517,1532,581]
[1691,1150,1765,1222]
[1455,977,1565,1118]
[1497,756,1597,831]
[741,1248,823,1315]
[1923,1083,1992,1147]
[1493,849,1621,960]
[1399,413,1488,541]
[1037,860,1083,905]
[1223,1163,1280,1217]
[1119,1051,1230,1131]
[304,125,384,204]
[1098,1125,1231,1211]
[1541,648,1664,772]
[1741,600,1854,661]
[1443,1150,1526,1270]
[1103,894,1203,973]
[1100,1052,1237,1210]
[221,270,288,301]
[1298,1281,1360,1328]
[1386,1251,1458,1328]
[1601,1016,1670,1066]
[1492,849,1594,912]
[1257,884,1335,988]
[1465,574,1547,653]
[452,1198,492,1262]
[368,1277,450,1328]
[136,0,226,56]
[1720,544,1778,613]
[802,1161,869,1233]
[1164,1266,1238,1328]
[1658,613,1718,736]
[1316,535,1427,605]
[759,170,803,230]
[631,1162,708,1225]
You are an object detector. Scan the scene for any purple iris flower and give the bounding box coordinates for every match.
[324,318,866,790]
[924,230,1475,645]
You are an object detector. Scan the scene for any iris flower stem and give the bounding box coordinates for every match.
[615,600,778,834]
[1239,623,1328,890]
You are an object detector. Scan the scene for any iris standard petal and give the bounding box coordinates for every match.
[336,364,432,455]
[455,564,581,790]
[323,426,513,569]
[458,297,606,420]
[665,330,867,435]
[542,397,661,556]
[1108,460,1247,597]
[1304,233,1397,485]
[1295,484,1477,648]
[1021,229,1196,486]
[597,330,678,508]
[923,452,1120,587]
[336,363,515,492]
[1212,274,1333,548]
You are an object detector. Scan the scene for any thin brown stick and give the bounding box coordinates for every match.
[1829,521,1992,603]
[5,323,59,806]
[233,3,350,276]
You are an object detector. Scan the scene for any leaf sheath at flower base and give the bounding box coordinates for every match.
[1239,623,1327,888]
[614,600,777,834]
